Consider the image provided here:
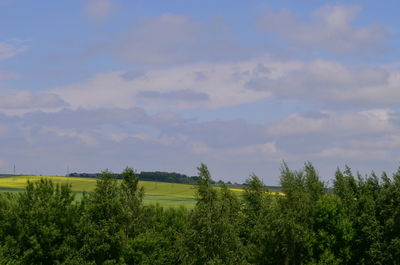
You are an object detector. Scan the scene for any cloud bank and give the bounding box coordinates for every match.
[258,4,387,55]
[2,3,399,183]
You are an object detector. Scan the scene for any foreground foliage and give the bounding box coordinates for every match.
[1,163,400,264]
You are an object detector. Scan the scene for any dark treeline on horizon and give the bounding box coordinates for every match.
[1,162,400,264]
[68,170,245,187]
[68,170,201,184]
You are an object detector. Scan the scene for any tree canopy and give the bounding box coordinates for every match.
[1,163,400,264]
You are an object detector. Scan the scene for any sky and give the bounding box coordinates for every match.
[1,0,400,184]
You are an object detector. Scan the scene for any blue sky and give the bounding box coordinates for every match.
[1,0,400,184]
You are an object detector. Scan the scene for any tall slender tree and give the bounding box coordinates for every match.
[180,163,246,265]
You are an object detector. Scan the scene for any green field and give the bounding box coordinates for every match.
[0,175,246,208]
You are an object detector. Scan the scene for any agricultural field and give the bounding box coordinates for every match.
[0,175,246,208]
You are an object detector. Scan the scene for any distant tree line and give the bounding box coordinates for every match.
[68,171,203,185]
[1,162,400,264]
[0,174,15,178]
[68,171,270,190]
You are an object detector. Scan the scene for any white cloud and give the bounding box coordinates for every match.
[137,89,209,102]
[246,59,400,107]
[188,140,287,163]
[267,109,395,137]
[262,108,400,174]
[44,128,99,146]
[1,105,400,182]
[313,147,389,160]
[115,14,250,65]
[0,90,69,114]
[47,58,400,112]
[110,133,174,146]
[258,4,387,55]
[2,3,400,182]
[117,14,193,65]
[85,0,115,20]
[0,39,29,60]
[0,107,276,179]
[348,134,400,149]
[190,141,212,155]
[51,59,278,110]
[229,142,280,157]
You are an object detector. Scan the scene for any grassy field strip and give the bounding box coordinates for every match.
[0,176,195,194]
[0,176,284,195]
[0,175,244,208]
[140,181,196,197]
[0,176,97,191]
[0,176,284,207]
[0,175,245,195]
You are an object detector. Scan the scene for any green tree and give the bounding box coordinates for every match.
[264,162,326,265]
[240,174,270,263]
[120,167,144,239]
[0,179,80,264]
[0,193,21,264]
[308,195,353,265]
[333,168,385,264]
[180,163,246,265]
[378,169,400,264]
[76,170,126,264]
[127,205,189,265]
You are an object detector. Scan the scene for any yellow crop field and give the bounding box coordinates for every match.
[0,175,247,194]
[0,175,245,207]
[0,175,97,191]
[0,175,197,195]
[0,175,284,207]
